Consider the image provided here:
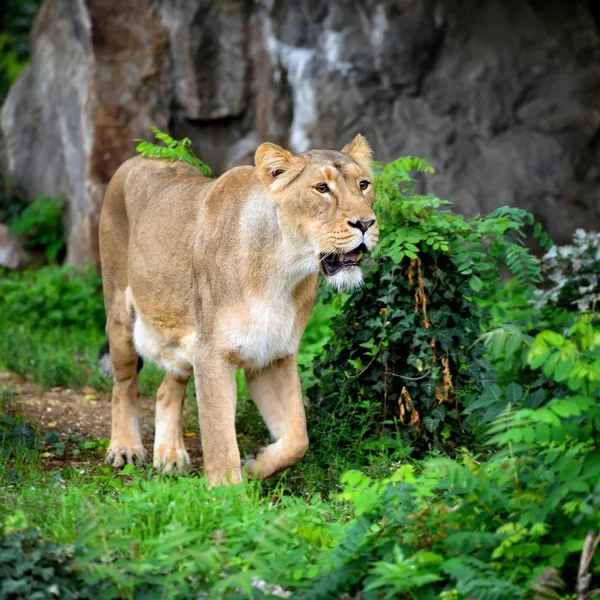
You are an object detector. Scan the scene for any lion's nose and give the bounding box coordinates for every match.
[348,219,375,233]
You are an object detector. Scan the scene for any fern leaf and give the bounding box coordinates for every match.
[134,127,212,177]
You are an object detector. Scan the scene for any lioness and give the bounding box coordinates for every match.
[98,135,378,486]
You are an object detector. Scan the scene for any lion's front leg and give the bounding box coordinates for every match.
[244,355,309,479]
[194,349,242,486]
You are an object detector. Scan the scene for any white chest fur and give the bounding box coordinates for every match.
[132,313,196,377]
[129,290,303,376]
[219,294,300,370]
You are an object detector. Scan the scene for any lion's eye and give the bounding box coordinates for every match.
[315,183,330,194]
[272,169,284,178]
[359,180,370,191]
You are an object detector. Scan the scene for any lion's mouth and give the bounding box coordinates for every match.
[320,244,368,277]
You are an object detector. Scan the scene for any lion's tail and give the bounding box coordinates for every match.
[97,340,144,378]
[97,341,113,377]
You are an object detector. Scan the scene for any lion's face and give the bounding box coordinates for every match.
[255,135,379,290]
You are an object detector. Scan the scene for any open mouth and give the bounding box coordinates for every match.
[320,243,368,277]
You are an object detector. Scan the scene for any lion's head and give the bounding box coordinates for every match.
[255,134,379,291]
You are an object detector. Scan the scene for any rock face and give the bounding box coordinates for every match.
[1,0,171,268]
[2,0,600,265]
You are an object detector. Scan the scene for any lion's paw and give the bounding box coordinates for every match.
[106,442,147,468]
[241,453,262,478]
[153,446,191,474]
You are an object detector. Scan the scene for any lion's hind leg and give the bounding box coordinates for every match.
[105,292,147,468]
[244,356,309,479]
[153,372,191,474]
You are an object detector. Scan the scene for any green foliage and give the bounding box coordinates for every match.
[527,319,600,394]
[0,410,39,461]
[297,292,342,387]
[0,407,42,487]
[9,195,65,263]
[135,126,213,177]
[301,322,600,598]
[311,157,548,452]
[0,527,91,599]
[374,157,550,286]
[0,265,170,393]
[5,341,599,600]
[536,229,600,312]
[0,321,106,392]
[479,315,600,424]
[5,472,345,599]
[1,304,599,600]
[0,265,104,330]
[0,314,168,394]
[0,0,41,102]
[476,295,600,424]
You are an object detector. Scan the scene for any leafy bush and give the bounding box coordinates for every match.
[135,126,213,177]
[0,527,91,599]
[304,320,600,599]
[9,195,65,263]
[536,229,600,312]
[310,157,550,452]
[297,292,341,386]
[476,251,600,420]
[0,265,104,330]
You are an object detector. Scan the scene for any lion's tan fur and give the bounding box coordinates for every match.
[99,136,378,486]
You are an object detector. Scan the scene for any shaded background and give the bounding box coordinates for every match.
[1,0,600,267]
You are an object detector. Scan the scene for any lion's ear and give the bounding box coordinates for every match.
[341,134,373,171]
[255,143,296,177]
[255,142,304,189]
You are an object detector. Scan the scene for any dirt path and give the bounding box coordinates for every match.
[1,371,204,472]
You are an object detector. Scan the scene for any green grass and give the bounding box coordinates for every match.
[0,316,167,394]
[0,405,350,599]
[0,398,410,599]
[4,470,346,599]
